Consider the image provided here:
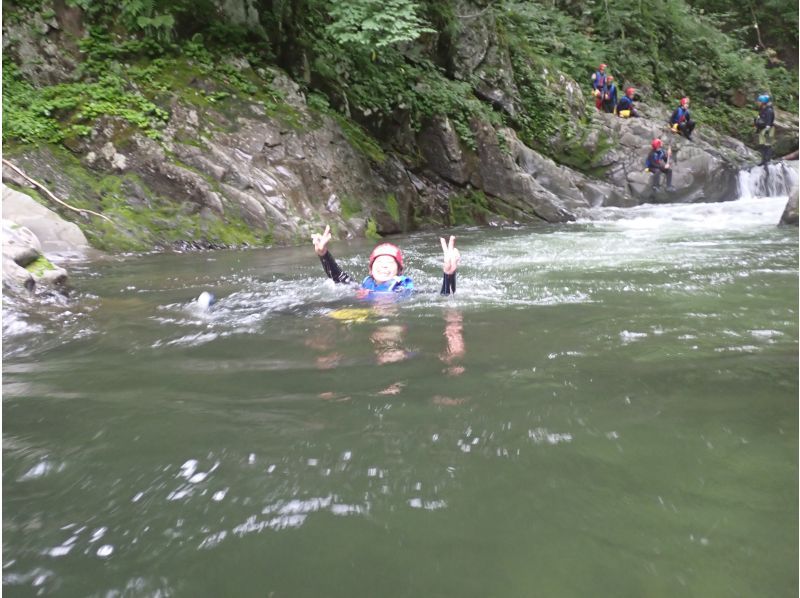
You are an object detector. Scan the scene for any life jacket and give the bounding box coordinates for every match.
[616,96,634,116]
[360,275,414,295]
[604,84,617,102]
[645,149,667,170]
[592,71,606,90]
[755,104,775,129]
[671,106,690,125]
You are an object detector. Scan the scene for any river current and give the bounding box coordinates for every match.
[3,168,798,597]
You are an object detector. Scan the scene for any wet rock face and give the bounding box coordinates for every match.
[780,181,799,226]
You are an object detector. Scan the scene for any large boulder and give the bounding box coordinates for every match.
[779,180,798,226]
[1,184,88,296]
[2,184,90,254]
[587,111,755,204]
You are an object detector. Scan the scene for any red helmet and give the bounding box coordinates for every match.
[626,87,635,97]
[369,243,404,273]
[599,63,607,70]
[606,75,614,82]
[651,138,663,150]
[680,97,689,107]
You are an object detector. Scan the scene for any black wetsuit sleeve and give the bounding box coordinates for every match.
[319,251,352,284]
[440,272,457,295]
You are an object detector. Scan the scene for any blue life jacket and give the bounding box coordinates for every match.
[604,84,618,104]
[592,71,606,90]
[360,275,414,296]
[645,149,667,170]
[671,106,690,124]
[617,96,634,112]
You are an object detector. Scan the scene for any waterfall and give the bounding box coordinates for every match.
[737,161,799,200]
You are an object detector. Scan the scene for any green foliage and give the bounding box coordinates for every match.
[25,256,57,277]
[365,218,381,240]
[2,60,169,144]
[449,190,492,226]
[384,194,400,223]
[326,0,436,49]
[685,0,798,64]
[339,195,363,219]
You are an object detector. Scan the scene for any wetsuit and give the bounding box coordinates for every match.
[754,103,775,164]
[645,149,673,190]
[591,70,607,110]
[602,83,618,114]
[670,106,695,140]
[319,251,456,296]
[616,95,638,118]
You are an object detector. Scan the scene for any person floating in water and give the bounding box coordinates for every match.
[645,138,675,192]
[311,225,461,296]
[670,96,696,141]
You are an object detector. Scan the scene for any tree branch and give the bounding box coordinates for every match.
[2,159,114,224]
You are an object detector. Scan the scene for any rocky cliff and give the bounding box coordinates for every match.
[2,1,794,253]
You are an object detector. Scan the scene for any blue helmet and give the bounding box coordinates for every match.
[757,94,770,103]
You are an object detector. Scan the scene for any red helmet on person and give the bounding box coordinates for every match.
[651,138,663,150]
[369,243,404,273]
[599,63,607,70]
[606,75,614,82]
[680,97,689,107]
[626,87,635,97]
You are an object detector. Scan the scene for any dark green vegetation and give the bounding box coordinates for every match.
[3,0,797,248]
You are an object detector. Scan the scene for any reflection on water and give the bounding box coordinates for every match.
[3,196,797,597]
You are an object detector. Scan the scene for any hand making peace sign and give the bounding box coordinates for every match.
[312,225,332,256]
[440,235,460,275]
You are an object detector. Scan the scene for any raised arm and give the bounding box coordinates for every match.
[312,225,352,284]
[440,235,460,295]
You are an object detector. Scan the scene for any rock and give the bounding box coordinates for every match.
[2,185,89,254]
[2,255,35,293]
[780,181,798,226]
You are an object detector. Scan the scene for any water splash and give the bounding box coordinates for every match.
[737,161,798,200]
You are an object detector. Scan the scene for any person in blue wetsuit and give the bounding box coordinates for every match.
[602,75,618,114]
[645,138,674,192]
[312,225,460,296]
[616,87,639,118]
[591,63,608,111]
[670,97,696,141]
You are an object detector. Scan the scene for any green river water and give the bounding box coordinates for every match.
[3,195,798,597]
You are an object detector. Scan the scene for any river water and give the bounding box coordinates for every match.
[3,171,798,597]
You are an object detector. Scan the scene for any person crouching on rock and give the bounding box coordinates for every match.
[670,97,696,141]
[645,139,675,192]
[616,87,639,118]
[591,63,608,111]
[312,225,460,297]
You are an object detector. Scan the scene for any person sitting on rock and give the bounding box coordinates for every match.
[670,97,696,141]
[312,225,460,297]
[754,94,775,166]
[645,139,675,192]
[602,75,618,114]
[591,63,608,111]
[616,87,639,118]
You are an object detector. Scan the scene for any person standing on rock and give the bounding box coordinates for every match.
[591,63,608,111]
[670,97,696,141]
[754,94,775,166]
[602,75,618,114]
[645,139,675,192]
[616,87,639,118]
